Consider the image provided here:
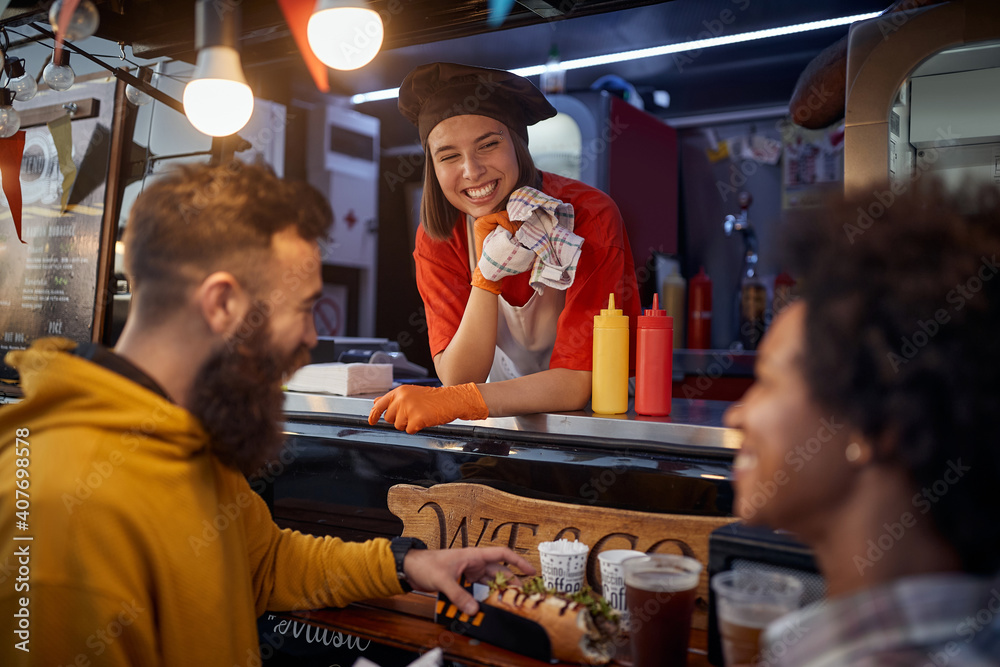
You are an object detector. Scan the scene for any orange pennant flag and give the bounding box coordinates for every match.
[276,0,331,93]
[0,131,26,244]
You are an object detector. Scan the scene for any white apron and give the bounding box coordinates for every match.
[465,216,567,382]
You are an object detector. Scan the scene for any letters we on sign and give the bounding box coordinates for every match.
[387,483,735,630]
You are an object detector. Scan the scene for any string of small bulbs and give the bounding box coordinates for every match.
[0,0,100,138]
[0,0,386,140]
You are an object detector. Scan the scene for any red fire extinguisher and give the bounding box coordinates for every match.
[687,266,712,349]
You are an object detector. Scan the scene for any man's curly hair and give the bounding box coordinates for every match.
[124,161,332,323]
[785,178,1000,574]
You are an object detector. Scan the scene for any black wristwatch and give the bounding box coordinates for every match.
[390,537,427,592]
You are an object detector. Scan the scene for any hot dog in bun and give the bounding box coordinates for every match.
[484,574,621,664]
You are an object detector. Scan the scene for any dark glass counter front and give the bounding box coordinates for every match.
[270,393,739,543]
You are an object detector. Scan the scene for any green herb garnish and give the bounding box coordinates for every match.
[488,571,509,593]
[488,574,619,622]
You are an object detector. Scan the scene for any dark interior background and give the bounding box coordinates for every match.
[5,0,888,142]
[2,0,891,374]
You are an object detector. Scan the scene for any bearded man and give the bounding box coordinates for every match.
[0,161,531,666]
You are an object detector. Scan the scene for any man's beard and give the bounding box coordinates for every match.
[187,309,312,475]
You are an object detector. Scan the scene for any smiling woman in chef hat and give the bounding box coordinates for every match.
[369,62,639,433]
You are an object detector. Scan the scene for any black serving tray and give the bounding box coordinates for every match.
[433,583,552,662]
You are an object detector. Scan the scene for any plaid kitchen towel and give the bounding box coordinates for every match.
[477,186,584,293]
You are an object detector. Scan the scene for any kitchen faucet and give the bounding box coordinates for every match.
[723,191,758,279]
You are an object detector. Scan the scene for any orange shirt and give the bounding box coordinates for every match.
[414,172,639,372]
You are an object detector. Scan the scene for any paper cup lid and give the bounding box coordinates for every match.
[538,539,589,555]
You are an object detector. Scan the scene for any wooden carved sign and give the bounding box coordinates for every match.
[387,483,736,630]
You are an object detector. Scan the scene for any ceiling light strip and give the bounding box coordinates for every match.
[351,11,880,105]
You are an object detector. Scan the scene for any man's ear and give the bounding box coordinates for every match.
[195,271,250,336]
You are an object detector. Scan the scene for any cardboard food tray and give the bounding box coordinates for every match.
[433,584,552,662]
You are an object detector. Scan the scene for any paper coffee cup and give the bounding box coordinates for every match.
[538,539,589,593]
[598,549,645,629]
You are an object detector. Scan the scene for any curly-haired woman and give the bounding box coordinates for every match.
[724,179,1000,665]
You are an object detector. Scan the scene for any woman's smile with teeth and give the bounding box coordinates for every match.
[465,181,498,199]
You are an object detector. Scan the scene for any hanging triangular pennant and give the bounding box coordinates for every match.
[66,122,110,208]
[48,114,78,213]
[0,131,26,244]
[277,0,331,93]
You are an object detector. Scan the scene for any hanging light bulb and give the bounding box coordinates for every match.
[43,51,75,91]
[125,83,152,106]
[184,47,253,136]
[307,0,384,71]
[0,88,21,138]
[4,57,37,102]
[48,0,101,42]
[183,0,253,137]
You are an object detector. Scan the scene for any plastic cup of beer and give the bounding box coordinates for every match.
[711,570,803,666]
[538,539,589,594]
[623,554,703,666]
[597,549,645,629]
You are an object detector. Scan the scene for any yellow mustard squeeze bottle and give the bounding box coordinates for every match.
[592,293,630,414]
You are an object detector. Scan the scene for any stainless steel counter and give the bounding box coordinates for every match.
[283,391,741,454]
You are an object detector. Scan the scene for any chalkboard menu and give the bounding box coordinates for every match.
[0,78,117,384]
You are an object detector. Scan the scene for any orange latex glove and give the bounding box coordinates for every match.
[471,211,521,295]
[368,383,489,434]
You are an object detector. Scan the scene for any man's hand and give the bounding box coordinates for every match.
[402,546,536,615]
[368,383,489,434]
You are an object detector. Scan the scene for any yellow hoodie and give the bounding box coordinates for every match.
[0,338,403,666]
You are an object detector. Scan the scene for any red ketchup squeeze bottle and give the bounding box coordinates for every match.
[687,266,712,350]
[635,294,673,416]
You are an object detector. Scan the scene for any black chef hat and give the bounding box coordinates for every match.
[398,62,557,146]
